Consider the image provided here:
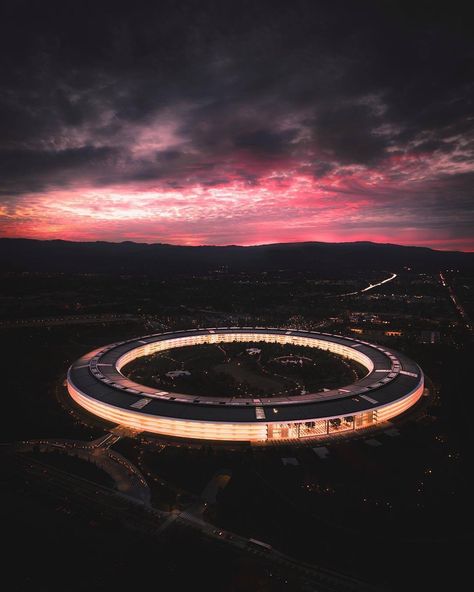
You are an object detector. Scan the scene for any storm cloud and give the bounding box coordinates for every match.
[0,0,473,249]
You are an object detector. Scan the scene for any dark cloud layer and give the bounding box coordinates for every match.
[0,0,473,247]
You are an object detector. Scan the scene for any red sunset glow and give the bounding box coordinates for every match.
[0,2,472,251]
[2,154,472,250]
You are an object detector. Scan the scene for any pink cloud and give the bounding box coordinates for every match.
[1,157,473,251]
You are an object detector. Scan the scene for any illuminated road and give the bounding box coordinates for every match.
[339,272,397,297]
[439,272,472,331]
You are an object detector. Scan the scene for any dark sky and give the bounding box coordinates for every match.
[1,0,473,249]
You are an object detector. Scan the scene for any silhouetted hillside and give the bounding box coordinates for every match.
[1,239,472,275]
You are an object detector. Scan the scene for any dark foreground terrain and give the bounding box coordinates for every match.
[1,255,473,591]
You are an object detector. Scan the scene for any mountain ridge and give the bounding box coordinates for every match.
[1,237,472,275]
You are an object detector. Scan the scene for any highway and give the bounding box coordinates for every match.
[439,272,472,331]
[339,272,397,297]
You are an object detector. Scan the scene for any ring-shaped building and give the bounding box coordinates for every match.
[67,327,424,443]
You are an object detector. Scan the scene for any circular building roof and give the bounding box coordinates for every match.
[67,328,423,426]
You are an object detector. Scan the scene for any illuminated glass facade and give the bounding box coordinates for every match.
[67,328,424,443]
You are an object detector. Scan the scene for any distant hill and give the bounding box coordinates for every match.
[0,238,472,275]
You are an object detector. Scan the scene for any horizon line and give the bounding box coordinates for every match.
[1,236,473,254]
